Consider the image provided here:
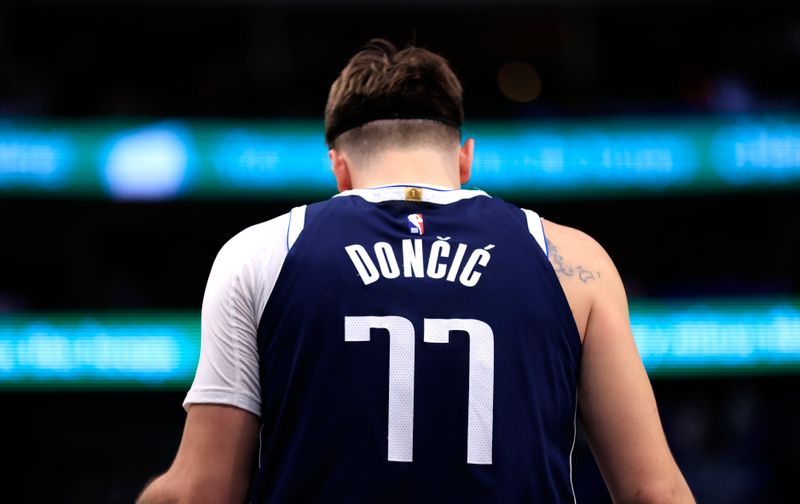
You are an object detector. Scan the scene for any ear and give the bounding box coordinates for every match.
[329,149,353,192]
[458,138,474,185]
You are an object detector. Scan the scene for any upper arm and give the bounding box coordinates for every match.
[138,226,272,503]
[138,404,260,504]
[139,215,296,503]
[579,251,682,501]
[542,220,692,502]
[183,214,293,416]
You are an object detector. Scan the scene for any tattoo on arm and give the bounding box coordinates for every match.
[546,239,600,284]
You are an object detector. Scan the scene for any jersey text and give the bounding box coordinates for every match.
[344,239,492,287]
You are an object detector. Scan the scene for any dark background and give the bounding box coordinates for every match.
[1,0,799,502]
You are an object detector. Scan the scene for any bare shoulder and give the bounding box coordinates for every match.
[541,219,617,285]
[540,219,621,341]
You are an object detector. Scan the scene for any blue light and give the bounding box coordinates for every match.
[0,300,799,389]
[711,120,800,185]
[101,123,194,200]
[0,315,199,387]
[0,126,75,190]
[212,128,333,193]
[3,116,800,199]
[632,302,800,373]
[466,127,698,194]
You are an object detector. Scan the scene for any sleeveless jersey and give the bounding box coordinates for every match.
[247,185,581,503]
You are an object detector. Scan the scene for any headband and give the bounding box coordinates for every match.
[325,94,463,146]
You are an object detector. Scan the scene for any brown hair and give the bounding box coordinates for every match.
[324,39,464,153]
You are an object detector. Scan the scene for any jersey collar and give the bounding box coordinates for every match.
[335,184,489,204]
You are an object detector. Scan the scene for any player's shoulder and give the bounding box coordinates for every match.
[542,219,604,253]
[220,212,291,256]
[541,218,618,282]
[209,211,295,278]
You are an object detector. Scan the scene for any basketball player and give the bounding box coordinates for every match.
[138,40,694,503]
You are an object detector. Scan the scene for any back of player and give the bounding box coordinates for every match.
[138,40,695,504]
[249,185,581,502]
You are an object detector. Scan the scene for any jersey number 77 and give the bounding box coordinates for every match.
[344,316,495,465]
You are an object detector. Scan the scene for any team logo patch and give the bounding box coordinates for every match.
[407,213,424,235]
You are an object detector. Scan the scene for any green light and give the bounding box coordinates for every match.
[631,299,800,376]
[0,313,199,390]
[1,299,798,390]
[1,116,799,200]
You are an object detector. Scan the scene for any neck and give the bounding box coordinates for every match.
[350,148,460,189]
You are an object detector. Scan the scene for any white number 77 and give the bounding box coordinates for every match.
[344,316,495,465]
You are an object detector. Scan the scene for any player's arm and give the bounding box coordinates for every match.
[543,221,693,503]
[580,248,692,502]
[138,221,281,503]
[137,404,259,504]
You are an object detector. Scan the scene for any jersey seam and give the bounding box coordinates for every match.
[363,183,455,192]
[569,394,578,504]
[286,207,293,252]
[540,217,549,257]
[224,221,289,414]
[228,266,245,406]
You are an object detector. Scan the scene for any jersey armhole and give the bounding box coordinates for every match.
[287,205,308,250]
[521,207,581,348]
[522,209,547,257]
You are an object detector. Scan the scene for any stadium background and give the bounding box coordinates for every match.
[1,0,799,501]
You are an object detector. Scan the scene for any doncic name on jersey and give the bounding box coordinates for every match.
[345,213,495,287]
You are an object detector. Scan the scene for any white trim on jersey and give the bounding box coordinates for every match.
[337,184,489,205]
[569,395,579,504]
[522,209,548,256]
[183,207,307,416]
[287,205,307,250]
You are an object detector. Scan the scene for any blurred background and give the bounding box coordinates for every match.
[1,0,799,502]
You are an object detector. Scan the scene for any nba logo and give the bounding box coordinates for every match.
[408,213,424,235]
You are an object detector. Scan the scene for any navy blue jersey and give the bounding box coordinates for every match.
[249,186,581,503]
